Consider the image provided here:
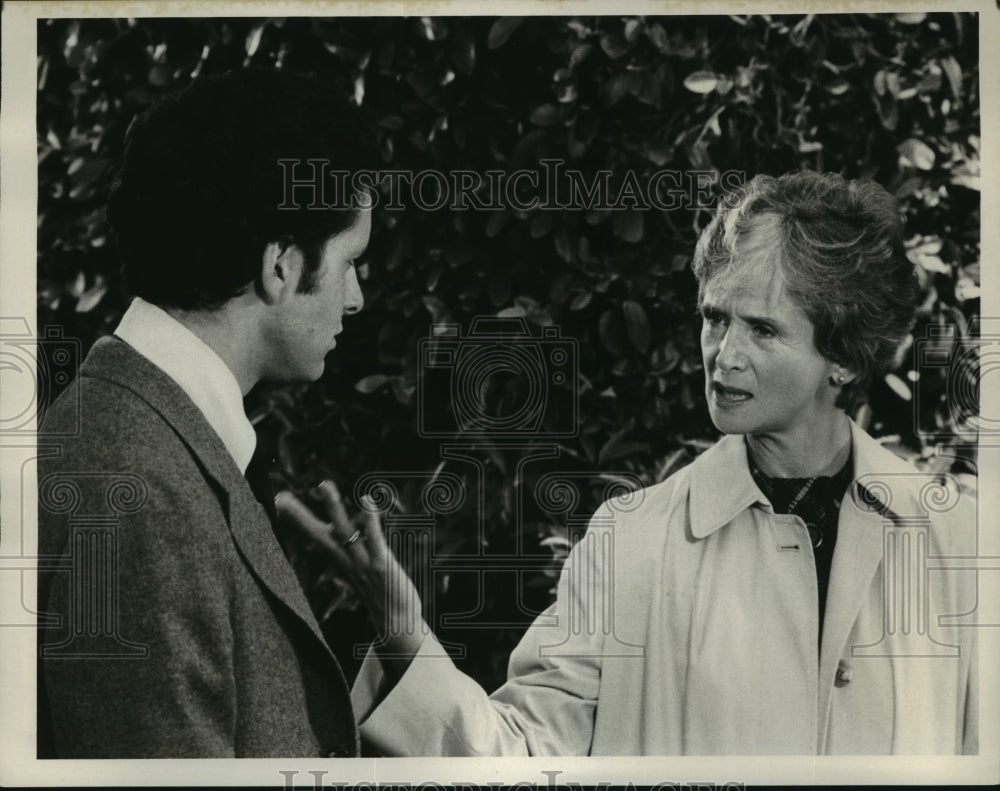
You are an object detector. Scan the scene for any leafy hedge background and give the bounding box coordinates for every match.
[37,13,981,690]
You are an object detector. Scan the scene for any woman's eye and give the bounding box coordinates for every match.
[753,324,775,338]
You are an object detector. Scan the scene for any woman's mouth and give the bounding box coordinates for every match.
[712,382,753,407]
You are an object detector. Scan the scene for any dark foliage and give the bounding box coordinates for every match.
[37,13,980,689]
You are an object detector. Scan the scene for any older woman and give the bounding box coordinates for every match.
[278,170,977,755]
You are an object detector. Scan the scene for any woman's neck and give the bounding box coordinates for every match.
[746,412,852,478]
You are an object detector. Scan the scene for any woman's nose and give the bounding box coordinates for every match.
[714,326,746,371]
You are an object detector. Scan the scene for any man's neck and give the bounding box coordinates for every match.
[164,300,262,396]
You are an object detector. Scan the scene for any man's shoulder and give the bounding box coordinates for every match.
[43,368,182,466]
[38,341,221,521]
[37,358,232,559]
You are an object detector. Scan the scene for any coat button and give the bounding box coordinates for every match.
[835,662,853,687]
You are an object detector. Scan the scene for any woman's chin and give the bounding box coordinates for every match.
[708,405,755,436]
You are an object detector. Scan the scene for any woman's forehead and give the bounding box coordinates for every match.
[704,243,789,308]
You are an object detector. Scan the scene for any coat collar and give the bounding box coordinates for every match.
[79,336,337,663]
[688,432,765,538]
[688,420,913,539]
[687,418,922,749]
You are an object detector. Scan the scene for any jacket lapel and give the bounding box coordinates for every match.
[81,337,337,661]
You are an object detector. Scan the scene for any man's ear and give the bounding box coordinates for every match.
[259,240,303,305]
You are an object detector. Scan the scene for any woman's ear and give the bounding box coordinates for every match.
[830,366,857,387]
[259,240,303,304]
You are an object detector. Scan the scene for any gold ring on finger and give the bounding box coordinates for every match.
[344,529,362,546]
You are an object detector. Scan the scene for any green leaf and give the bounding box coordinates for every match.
[245,23,266,56]
[554,228,573,263]
[614,210,644,243]
[355,374,392,394]
[598,309,627,356]
[622,300,651,352]
[683,71,718,94]
[599,31,629,60]
[75,277,107,313]
[569,43,592,69]
[391,377,415,405]
[825,79,849,96]
[452,29,476,75]
[647,23,669,53]
[485,211,508,238]
[940,55,962,100]
[421,295,449,322]
[598,430,649,465]
[898,138,935,170]
[488,17,524,49]
[884,373,912,402]
[529,104,559,126]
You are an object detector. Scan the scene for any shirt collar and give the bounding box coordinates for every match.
[114,297,257,473]
[689,420,910,539]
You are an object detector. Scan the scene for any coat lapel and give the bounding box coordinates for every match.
[816,484,884,746]
[81,337,337,661]
[816,422,915,747]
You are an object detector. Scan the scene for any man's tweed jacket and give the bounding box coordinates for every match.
[37,336,358,757]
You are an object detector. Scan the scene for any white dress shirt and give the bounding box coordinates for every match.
[114,297,256,473]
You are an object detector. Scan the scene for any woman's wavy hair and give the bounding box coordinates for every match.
[692,170,919,409]
[108,67,378,311]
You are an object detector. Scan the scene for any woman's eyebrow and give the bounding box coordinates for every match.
[737,311,782,329]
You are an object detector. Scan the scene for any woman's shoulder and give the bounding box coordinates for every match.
[850,425,977,552]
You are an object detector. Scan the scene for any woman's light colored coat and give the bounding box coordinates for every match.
[353,422,977,755]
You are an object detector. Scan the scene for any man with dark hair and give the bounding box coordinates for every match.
[37,68,376,758]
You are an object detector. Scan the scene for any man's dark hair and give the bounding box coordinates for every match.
[107,68,378,310]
